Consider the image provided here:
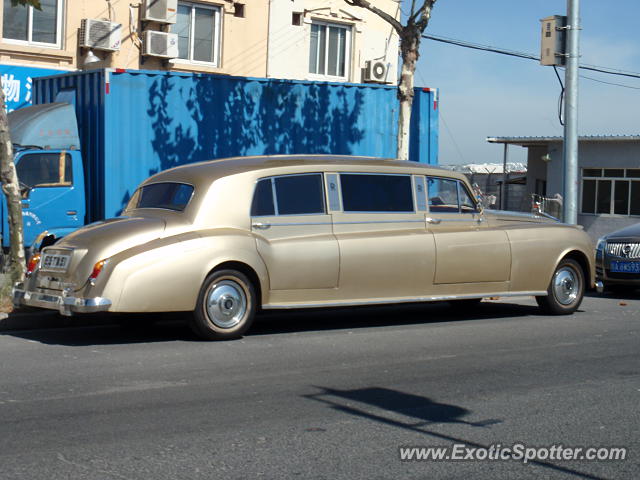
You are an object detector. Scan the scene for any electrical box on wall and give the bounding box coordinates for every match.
[540,15,567,66]
[143,31,179,58]
[80,19,122,51]
[142,0,178,24]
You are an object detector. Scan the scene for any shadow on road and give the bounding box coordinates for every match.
[306,386,608,480]
[585,289,639,300]
[3,300,542,346]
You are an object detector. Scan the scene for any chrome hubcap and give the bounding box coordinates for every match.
[553,267,579,306]
[205,280,247,329]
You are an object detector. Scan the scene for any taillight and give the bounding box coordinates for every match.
[26,253,41,276]
[88,259,108,284]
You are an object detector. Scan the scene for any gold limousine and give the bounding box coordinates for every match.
[14,155,595,340]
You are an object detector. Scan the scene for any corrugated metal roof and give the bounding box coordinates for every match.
[487,135,640,146]
[440,162,527,174]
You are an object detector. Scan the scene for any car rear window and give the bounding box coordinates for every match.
[129,183,194,212]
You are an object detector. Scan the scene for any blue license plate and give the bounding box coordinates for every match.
[610,261,640,274]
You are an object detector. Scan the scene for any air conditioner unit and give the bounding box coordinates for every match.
[143,31,179,58]
[363,60,388,83]
[79,19,122,52]
[142,0,178,24]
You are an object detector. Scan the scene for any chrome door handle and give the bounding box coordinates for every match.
[425,217,442,225]
[252,223,271,230]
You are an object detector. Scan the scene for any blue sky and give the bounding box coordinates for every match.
[407,0,640,165]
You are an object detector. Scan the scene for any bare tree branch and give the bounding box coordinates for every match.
[344,0,403,34]
[415,0,436,31]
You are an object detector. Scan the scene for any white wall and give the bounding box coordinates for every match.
[267,0,399,83]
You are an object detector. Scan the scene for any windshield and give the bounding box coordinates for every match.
[125,182,194,212]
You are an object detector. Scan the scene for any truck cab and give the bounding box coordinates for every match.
[2,103,86,251]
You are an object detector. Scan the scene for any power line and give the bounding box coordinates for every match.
[579,74,640,90]
[422,33,640,81]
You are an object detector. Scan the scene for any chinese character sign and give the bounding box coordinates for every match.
[0,64,66,112]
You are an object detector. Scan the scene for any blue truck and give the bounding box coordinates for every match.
[3,68,439,254]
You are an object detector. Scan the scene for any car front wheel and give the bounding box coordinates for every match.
[190,269,256,340]
[536,258,585,315]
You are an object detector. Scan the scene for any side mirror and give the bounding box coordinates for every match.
[19,182,32,200]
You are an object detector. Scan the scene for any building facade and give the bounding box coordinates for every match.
[488,136,640,240]
[0,0,399,111]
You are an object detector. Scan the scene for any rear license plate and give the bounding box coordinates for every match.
[41,253,71,272]
[610,261,640,274]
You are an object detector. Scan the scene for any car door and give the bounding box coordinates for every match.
[15,150,85,247]
[251,173,340,291]
[330,172,435,300]
[425,176,511,286]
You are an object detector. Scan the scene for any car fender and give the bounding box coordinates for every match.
[101,229,268,312]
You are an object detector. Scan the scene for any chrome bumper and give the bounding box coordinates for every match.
[595,280,604,294]
[12,286,111,316]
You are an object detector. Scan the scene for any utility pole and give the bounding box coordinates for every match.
[562,0,580,224]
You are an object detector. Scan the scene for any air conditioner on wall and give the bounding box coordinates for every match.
[142,0,178,24]
[80,19,122,51]
[143,31,179,58]
[363,60,388,83]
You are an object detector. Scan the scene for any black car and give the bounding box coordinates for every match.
[596,223,640,292]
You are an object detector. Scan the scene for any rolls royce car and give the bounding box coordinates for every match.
[13,155,595,340]
[595,222,640,292]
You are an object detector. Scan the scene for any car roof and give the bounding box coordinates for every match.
[141,155,467,189]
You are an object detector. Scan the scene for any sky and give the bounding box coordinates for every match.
[406,0,640,166]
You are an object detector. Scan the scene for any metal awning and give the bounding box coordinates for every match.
[487,135,640,147]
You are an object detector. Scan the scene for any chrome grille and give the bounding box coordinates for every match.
[606,242,640,259]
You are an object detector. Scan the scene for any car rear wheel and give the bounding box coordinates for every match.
[536,258,584,315]
[190,269,256,340]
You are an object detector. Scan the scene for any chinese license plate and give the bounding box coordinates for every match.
[610,261,640,274]
[41,253,71,272]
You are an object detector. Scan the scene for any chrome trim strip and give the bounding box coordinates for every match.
[262,219,428,227]
[326,173,341,211]
[270,178,279,216]
[262,291,548,309]
[426,217,481,223]
[413,175,427,212]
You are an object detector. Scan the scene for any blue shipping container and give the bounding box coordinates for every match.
[34,69,438,222]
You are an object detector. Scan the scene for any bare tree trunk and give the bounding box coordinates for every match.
[0,88,26,285]
[397,29,419,160]
[344,0,436,160]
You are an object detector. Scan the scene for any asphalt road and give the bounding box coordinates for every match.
[0,293,638,480]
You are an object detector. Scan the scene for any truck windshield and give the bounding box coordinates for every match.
[127,183,194,212]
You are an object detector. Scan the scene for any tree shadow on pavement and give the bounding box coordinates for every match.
[305,386,608,480]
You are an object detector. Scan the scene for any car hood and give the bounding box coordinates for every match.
[603,222,640,242]
[484,210,561,225]
[57,216,166,260]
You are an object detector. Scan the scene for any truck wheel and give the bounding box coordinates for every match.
[536,258,584,315]
[190,269,256,340]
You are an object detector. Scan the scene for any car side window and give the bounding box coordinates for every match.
[427,177,459,213]
[251,178,275,216]
[340,173,414,212]
[251,174,325,216]
[458,183,479,214]
[275,174,325,215]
